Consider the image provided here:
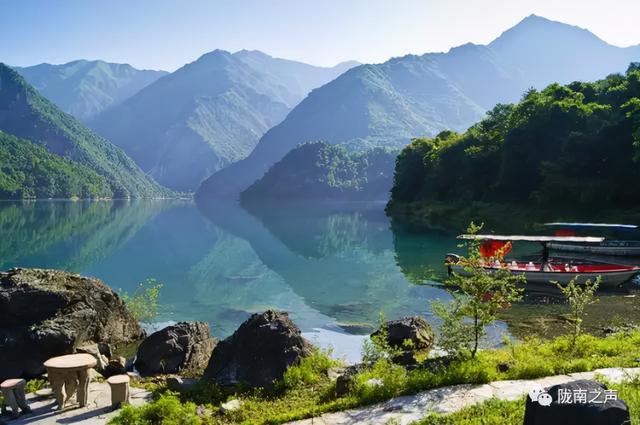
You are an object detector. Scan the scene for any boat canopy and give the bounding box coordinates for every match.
[545,222,637,229]
[457,234,605,243]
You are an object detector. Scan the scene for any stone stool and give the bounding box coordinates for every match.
[106,375,130,408]
[1,379,31,418]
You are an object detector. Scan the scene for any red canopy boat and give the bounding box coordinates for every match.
[446,234,640,288]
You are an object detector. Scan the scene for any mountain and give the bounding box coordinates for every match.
[488,14,640,89]
[196,15,640,200]
[0,131,112,198]
[15,60,167,121]
[241,141,397,202]
[0,63,169,198]
[388,65,640,213]
[92,50,358,191]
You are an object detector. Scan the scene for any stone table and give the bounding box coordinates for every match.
[43,353,97,409]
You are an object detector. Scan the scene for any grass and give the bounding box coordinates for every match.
[415,397,526,425]
[414,378,640,424]
[108,330,640,425]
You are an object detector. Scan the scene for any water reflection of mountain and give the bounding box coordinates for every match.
[197,200,451,332]
[0,200,170,271]
[85,203,221,294]
[242,201,392,258]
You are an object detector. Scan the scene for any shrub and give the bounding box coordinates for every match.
[108,392,204,425]
[282,349,340,389]
[120,278,163,324]
[352,359,408,404]
[362,312,404,366]
[554,276,600,347]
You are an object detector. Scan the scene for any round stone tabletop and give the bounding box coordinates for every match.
[107,374,130,384]
[44,353,97,370]
[1,378,25,388]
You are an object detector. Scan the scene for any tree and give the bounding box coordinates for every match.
[390,67,640,209]
[554,276,600,347]
[120,278,163,324]
[432,223,524,358]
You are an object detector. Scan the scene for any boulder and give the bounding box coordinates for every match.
[103,356,127,378]
[335,364,366,396]
[166,376,198,392]
[135,322,216,376]
[0,268,144,380]
[524,379,630,425]
[75,343,109,373]
[371,316,434,351]
[203,310,312,388]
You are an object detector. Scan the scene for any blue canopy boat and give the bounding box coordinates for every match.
[545,223,640,256]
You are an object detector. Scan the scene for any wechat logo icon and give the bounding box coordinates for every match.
[529,385,552,406]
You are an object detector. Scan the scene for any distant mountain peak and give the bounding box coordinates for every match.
[491,14,606,48]
[234,49,271,58]
[446,42,485,55]
[196,49,234,62]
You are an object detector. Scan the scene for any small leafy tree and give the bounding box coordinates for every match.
[120,278,163,324]
[362,312,403,366]
[432,222,525,358]
[554,276,600,346]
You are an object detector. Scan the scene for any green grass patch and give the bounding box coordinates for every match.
[108,331,640,425]
[109,392,203,424]
[416,397,526,425]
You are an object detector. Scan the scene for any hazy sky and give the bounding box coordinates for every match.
[2,0,639,71]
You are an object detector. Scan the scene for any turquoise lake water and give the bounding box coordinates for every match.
[6,199,637,362]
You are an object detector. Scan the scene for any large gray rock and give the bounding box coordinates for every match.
[372,316,434,351]
[0,268,144,380]
[203,310,312,388]
[524,380,630,425]
[134,322,216,376]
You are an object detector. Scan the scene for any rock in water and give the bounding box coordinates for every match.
[203,310,312,388]
[0,268,144,380]
[523,379,630,425]
[372,316,434,350]
[135,322,216,376]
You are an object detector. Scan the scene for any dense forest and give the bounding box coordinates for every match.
[0,132,112,199]
[241,141,397,202]
[0,64,170,198]
[389,64,640,209]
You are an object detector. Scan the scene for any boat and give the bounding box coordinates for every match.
[445,234,640,288]
[545,222,640,256]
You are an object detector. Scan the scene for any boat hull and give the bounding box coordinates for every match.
[549,241,640,256]
[450,265,638,288]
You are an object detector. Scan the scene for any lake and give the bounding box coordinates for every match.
[2,199,639,362]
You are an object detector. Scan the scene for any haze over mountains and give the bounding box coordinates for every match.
[91,50,358,191]
[197,15,640,200]
[3,14,640,202]
[15,60,167,121]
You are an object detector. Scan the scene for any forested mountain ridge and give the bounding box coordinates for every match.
[15,60,167,121]
[0,63,170,198]
[241,141,397,202]
[388,64,640,210]
[196,15,640,200]
[92,49,358,191]
[0,131,112,199]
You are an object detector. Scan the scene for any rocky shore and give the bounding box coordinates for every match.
[0,268,435,386]
[2,268,635,425]
[0,268,143,380]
